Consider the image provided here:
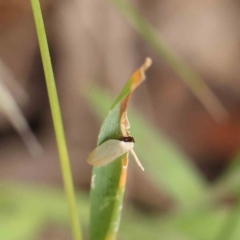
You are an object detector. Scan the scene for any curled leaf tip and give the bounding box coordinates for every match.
[143,57,152,71]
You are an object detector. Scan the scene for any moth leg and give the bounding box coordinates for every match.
[129,149,144,171]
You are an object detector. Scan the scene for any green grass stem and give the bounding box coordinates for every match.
[30,1,82,239]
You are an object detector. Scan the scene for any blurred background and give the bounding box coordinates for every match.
[1,0,240,239]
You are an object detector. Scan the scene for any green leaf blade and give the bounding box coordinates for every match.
[86,85,208,211]
[89,59,151,240]
[90,160,123,240]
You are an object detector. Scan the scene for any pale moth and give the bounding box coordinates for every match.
[86,136,144,171]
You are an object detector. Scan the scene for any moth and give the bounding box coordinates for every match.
[87,136,144,171]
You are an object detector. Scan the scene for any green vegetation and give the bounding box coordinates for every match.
[89,58,151,240]
[1,0,239,240]
[30,0,82,239]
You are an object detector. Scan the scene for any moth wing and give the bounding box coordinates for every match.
[87,139,134,166]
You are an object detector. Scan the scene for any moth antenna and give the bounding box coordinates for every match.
[129,149,144,171]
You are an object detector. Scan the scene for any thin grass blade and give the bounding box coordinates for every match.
[0,79,42,157]
[108,0,228,122]
[86,86,208,209]
[89,58,152,240]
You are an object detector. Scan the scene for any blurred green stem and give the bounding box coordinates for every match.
[109,0,228,122]
[30,1,82,240]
